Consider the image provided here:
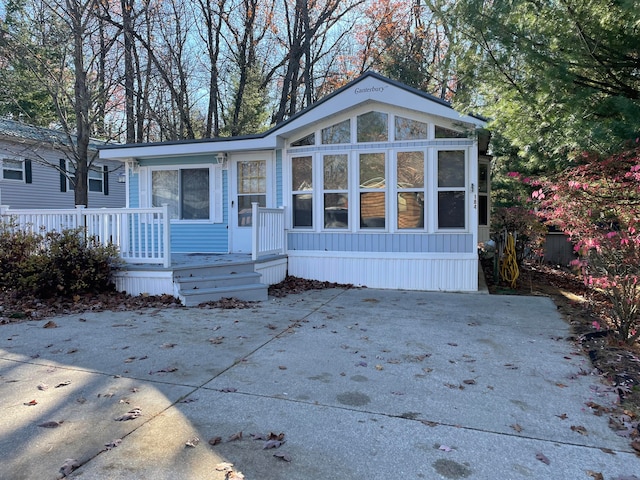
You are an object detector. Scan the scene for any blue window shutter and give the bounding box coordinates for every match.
[103,165,109,195]
[59,159,67,192]
[25,160,32,184]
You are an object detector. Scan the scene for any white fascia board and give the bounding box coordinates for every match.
[99,136,277,161]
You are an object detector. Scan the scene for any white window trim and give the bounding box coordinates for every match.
[433,147,469,232]
[1,156,25,182]
[145,164,222,224]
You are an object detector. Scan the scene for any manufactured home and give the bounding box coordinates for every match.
[97,72,490,304]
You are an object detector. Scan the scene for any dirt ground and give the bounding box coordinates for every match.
[2,268,639,450]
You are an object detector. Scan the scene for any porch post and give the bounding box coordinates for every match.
[162,203,171,268]
[251,202,259,261]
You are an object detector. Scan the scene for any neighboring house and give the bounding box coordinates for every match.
[100,72,491,293]
[0,118,125,209]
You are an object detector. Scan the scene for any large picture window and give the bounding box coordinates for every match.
[152,168,210,220]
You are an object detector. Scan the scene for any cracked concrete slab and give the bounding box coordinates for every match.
[1,288,638,479]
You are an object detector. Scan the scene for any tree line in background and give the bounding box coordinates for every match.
[2,1,638,186]
[0,0,456,143]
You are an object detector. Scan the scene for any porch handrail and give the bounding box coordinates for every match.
[252,203,286,261]
[0,205,171,268]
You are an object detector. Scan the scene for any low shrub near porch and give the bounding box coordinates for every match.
[0,223,121,298]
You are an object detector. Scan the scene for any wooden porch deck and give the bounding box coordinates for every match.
[113,253,288,306]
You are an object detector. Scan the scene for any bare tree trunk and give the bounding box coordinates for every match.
[122,0,136,143]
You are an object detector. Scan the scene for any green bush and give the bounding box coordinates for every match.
[0,224,121,298]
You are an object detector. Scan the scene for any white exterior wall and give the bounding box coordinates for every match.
[288,251,478,291]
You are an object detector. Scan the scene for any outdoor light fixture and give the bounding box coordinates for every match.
[216,152,228,169]
[117,172,127,183]
[125,158,140,174]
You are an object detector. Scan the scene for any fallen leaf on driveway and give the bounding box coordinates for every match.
[463,379,476,385]
[43,321,57,328]
[535,452,550,465]
[587,471,604,480]
[556,383,568,388]
[632,440,640,454]
[228,431,243,442]
[208,336,225,344]
[556,413,568,420]
[149,367,177,374]
[208,437,222,446]
[599,447,616,455]
[274,452,292,462]
[511,424,523,433]
[160,342,177,348]
[38,421,64,428]
[55,381,72,388]
[421,420,439,427]
[185,437,200,448]
[264,439,285,449]
[215,462,234,471]
[37,383,49,391]
[23,399,37,406]
[571,425,588,435]
[438,445,452,452]
[59,458,79,476]
[221,387,237,393]
[115,407,141,421]
[105,439,122,450]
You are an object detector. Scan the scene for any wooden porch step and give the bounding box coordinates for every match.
[173,261,268,306]
[177,271,263,290]
[177,283,268,307]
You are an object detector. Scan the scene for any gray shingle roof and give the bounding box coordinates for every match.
[0,118,106,149]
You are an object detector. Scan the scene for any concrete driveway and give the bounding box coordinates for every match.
[1,288,638,479]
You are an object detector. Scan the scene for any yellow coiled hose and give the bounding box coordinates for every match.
[500,233,519,289]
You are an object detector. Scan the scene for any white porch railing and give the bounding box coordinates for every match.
[252,203,286,261]
[0,205,171,268]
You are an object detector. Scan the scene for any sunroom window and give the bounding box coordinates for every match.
[323,154,349,229]
[397,151,425,229]
[152,168,210,220]
[395,117,428,140]
[321,119,350,144]
[357,111,388,142]
[437,151,466,229]
[359,152,386,228]
[435,125,466,138]
[292,156,313,227]
[291,132,315,147]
